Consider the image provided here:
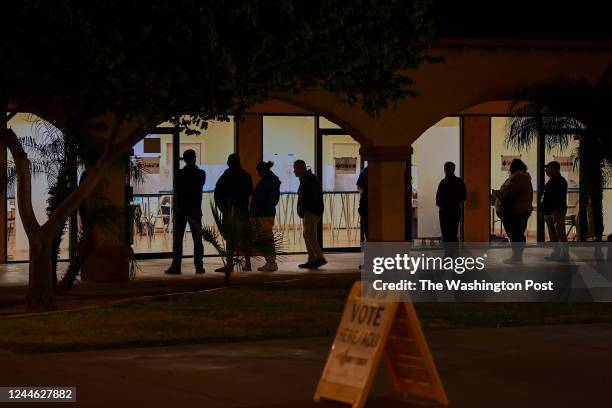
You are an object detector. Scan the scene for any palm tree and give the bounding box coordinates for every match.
[198,204,284,285]
[507,67,612,241]
[7,115,147,292]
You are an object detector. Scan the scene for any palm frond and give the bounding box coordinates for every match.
[196,203,286,284]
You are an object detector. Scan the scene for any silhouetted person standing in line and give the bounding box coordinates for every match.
[165,149,206,275]
[251,161,281,272]
[357,166,369,241]
[435,162,467,242]
[494,158,534,264]
[214,153,254,272]
[294,160,326,269]
[541,161,569,260]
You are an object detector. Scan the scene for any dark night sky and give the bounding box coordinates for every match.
[431,0,612,40]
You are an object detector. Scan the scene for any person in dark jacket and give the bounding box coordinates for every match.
[493,158,534,264]
[165,149,206,275]
[214,153,254,214]
[251,161,281,272]
[435,162,467,242]
[541,161,569,260]
[214,153,254,272]
[294,159,326,268]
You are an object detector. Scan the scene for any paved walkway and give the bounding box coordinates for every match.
[0,253,362,314]
[0,253,363,287]
[1,324,610,407]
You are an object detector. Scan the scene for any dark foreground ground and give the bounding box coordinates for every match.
[1,324,610,408]
[1,273,612,353]
[2,255,612,407]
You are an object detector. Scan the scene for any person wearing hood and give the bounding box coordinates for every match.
[251,161,281,272]
[214,153,254,272]
[494,158,534,263]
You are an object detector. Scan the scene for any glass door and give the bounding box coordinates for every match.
[130,126,176,255]
[319,128,362,250]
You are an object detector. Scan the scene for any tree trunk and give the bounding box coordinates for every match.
[27,235,56,312]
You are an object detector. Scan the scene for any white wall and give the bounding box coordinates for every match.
[413,117,461,238]
[263,116,315,192]
[133,118,234,194]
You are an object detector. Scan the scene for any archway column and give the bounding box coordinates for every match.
[361,145,412,242]
[236,113,263,182]
[462,116,492,242]
[81,158,130,281]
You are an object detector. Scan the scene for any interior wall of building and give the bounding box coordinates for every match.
[322,135,361,192]
[262,116,315,193]
[412,117,461,239]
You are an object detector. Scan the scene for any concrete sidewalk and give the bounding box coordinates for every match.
[0,253,361,314]
[0,253,362,287]
[1,324,611,407]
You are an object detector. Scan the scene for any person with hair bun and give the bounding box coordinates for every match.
[251,161,281,271]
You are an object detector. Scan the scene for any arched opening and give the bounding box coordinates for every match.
[407,99,611,243]
[410,117,461,242]
[128,103,366,258]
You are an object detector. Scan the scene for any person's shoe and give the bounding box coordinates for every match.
[298,261,316,269]
[502,257,523,265]
[314,258,327,267]
[164,267,181,275]
[214,265,232,273]
[195,267,206,274]
[258,262,278,272]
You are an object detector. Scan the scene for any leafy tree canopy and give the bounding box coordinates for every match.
[2,0,437,130]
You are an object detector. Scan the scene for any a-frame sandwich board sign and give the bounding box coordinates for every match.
[314,281,447,408]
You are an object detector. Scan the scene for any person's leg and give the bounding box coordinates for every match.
[307,212,324,261]
[439,210,449,242]
[502,213,523,263]
[501,213,517,241]
[449,209,460,242]
[554,209,569,259]
[258,217,278,271]
[168,213,187,272]
[261,217,276,263]
[302,213,316,262]
[443,209,461,256]
[545,213,561,259]
[187,215,204,272]
[553,209,568,242]
[514,213,530,261]
[545,214,559,242]
[517,213,529,242]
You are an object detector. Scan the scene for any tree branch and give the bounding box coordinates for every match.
[0,127,41,237]
[42,118,148,236]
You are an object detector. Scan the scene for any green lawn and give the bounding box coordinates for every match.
[1,274,612,353]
